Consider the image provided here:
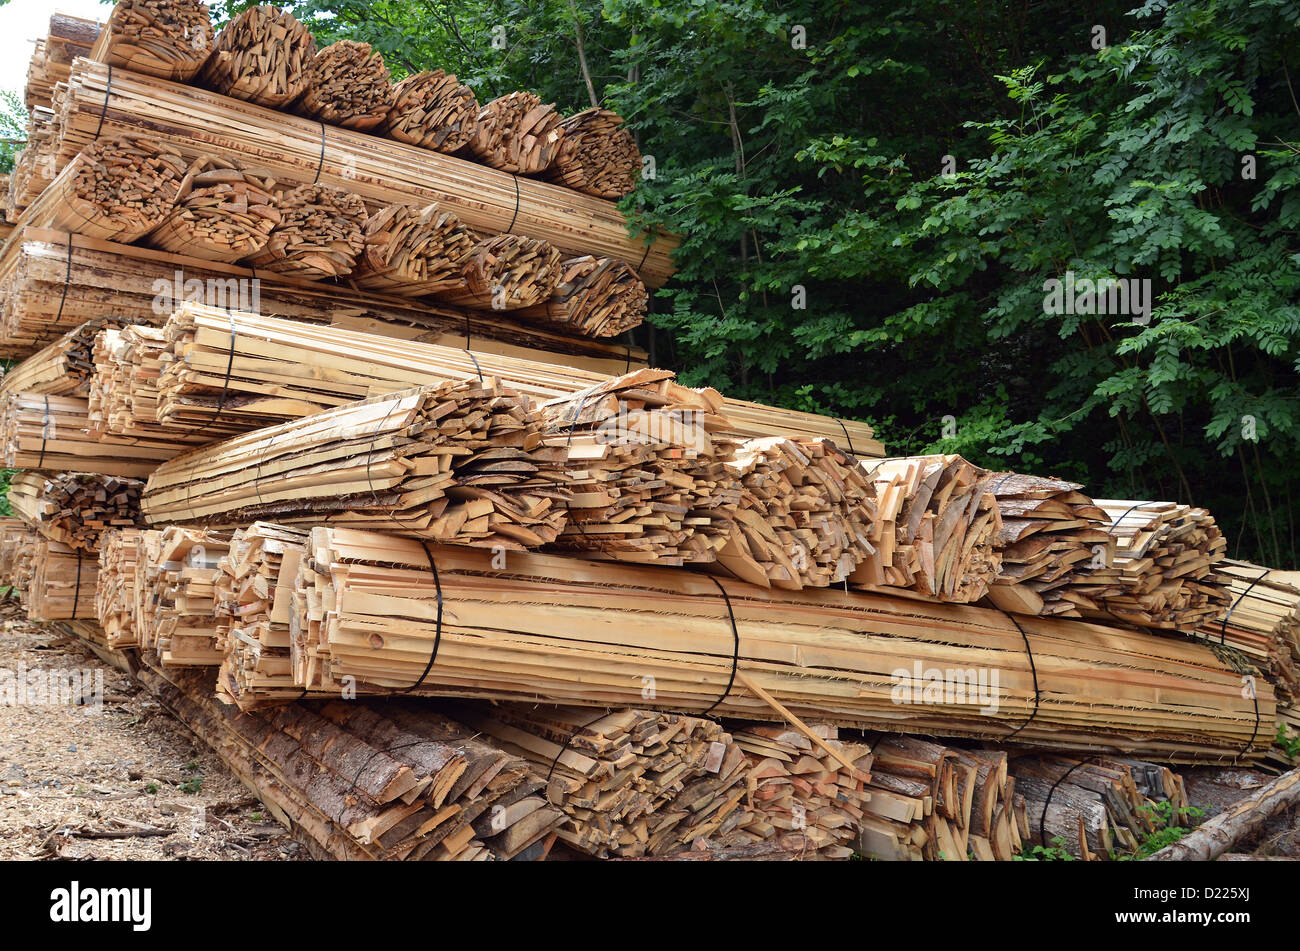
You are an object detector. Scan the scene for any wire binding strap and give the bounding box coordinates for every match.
[312,122,327,184]
[545,709,613,785]
[54,234,74,325]
[94,66,114,140]
[636,232,654,276]
[1220,567,1273,645]
[38,395,52,469]
[465,349,484,383]
[402,542,444,693]
[71,551,84,620]
[505,173,521,233]
[1109,502,1144,530]
[1039,757,1093,846]
[999,610,1041,741]
[699,576,741,718]
[834,418,858,458]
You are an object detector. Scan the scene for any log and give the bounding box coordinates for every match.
[384,70,479,154]
[93,0,214,82]
[146,154,280,263]
[197,4,317,109]
[465,92,566,174]
[243,183,368,279]
[543,108,641,199]
[513,255,648,338]
[351,202,478,298]
[1148,767,1300,861]
[295,40,396,133]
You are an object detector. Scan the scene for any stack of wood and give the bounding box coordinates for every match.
[385,70,479,154]
[139,527,230,667]
[25,136,187,243]
[8,108,59,218]
[1010,754,1191,860]
[275,528,1273,761]
[515,255,647,338]
[0,319,121,398]
[458,705,758,858]
[142,379,567,548]
[352,203,478,297]
[295,40,395,133]
[1198,560,1300,705]
[0,519,41,595]
[148,308,839,447]
[197,4,317,109]
[147,155,279,263]
[718,436,876,589]
[96,528,148,649]
[94,0,214,82]
[538,370,736,565]
[1074,500,1230,630]
[465,92,566,174]
[0,391,185,478]
[28,536,99,623]
[848,456,1002,603]
[243,183,368,278]
[0,228,635,361]
[6,471,145,552]
[213,523,309,703]
[142,666,566,860]
[25,14,99,113]
[544,108,642,199]
[733,722,874,859]
[978,472,1114,618]
[435,234,563,311]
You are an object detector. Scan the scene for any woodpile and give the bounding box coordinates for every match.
[978,472,1113,618]
[1074,500,1230,630]
[0,391,185,478]
[273,528,1272,761]
[459,705,759,858]
[147,155,279,263]
[385,70,479,154]
[515,255,648,338]
[94,0,214,82]
[142,380,567,548]
[434,234,562,311]
[0,319,120,398]
[848,455,1001,603]
[57,61,677,283]
[0,519,41,596]
[25,14,99,113]
[1198,560,1300,705]
[141,665,566,860]
[97,528,148,649]
[734,721,873,858]
[854,737,1026,861]
[1009,754,1190,860]
[9,108,60,219]
[294,41,395,132]
[351,203,478,297]
[466,92,565,175]
[138,527,230,666]
[28,537,99,623]
[24,136,187,243]
[544,108,641,199]
[6,471,145,552]
[197,5,317,110]
[243,183,368,279]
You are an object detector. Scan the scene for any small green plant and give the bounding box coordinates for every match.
[144,782,159,794]
[251,811,263,822]
[1275,724,1300,760]
[179,775,203,794]
[1014,836,1077,861]
[1116,801,1205,859]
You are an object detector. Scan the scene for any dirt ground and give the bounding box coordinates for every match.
[0,601,302,861]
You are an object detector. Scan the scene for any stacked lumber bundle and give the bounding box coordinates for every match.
[539,371,737,565]
[1198,560,1300,705]
[434,234,562,311]
[276,528,1273,761]
[25,14,100,113]
[147,155,279,263]
[138,527,229,666]
[243,183,367,278]
[8,108,59,218]
[733,722,873,858]
[352,203,477,297]
[0,391,185,478]
[149,308,846,447]
[22,136,187,243]
[0,519,40,594]
[296,41,395,132]
[717,437,876,589]
[6,471,144,552]
[515,255,648,338]
[0,319,120,398]
[197,4,316,109]
[97,528,148,649]
[55,60,678,282]
[142,666,566,860]
[848,456,1001,602]
[213,523,309,703]
[142,380,567,548]
[1009,754,1190,860]
[459,705,758,858]
[1075,500,1230,630]
[544,108,642,199]
[466,92,565,175]
[979,472,1113,618]
[385,70,479,154]
[28,537,99,623]
[94,0,214,81]
[0,229,638,362]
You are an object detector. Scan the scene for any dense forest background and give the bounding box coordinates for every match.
[6,0,1300,565]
